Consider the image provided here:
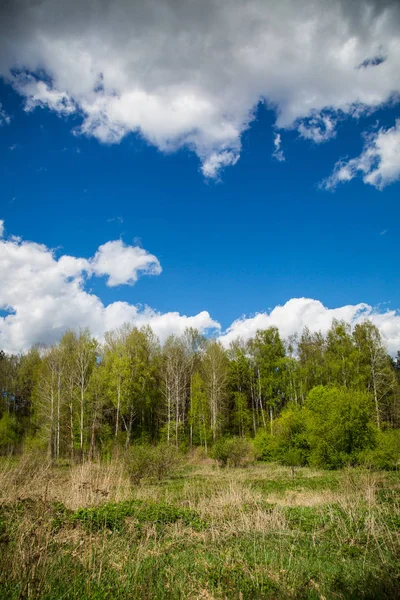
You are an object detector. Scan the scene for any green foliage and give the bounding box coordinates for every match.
[73,499,206,533]
[188,372,211,448]
[0,318,399,465]
[305,386,376,468]
[231,392,252,437]
[212,436,255,467]
[0,413,21,453]
[255,389,377,469]
[248,327,286,421]
[254,405,308,466]
[361,429,400,470]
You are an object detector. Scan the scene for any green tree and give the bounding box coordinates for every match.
[325,320,358,387]
[104,328,131,441]
[353,321,396,429]
[0,412,20,454]
[188,371,210,451]
[202,340,228,441]
[228,342,253,433]
[305,385,375,468]
[298,327,326,398]
[248,327,286,433]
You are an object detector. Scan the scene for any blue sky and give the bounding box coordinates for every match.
[0,0,400,353]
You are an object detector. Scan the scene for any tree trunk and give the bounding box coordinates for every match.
[80,382,84,452]
[115,382,121,437]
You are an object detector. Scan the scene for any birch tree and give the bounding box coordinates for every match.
[77,331,97,453]
[202,340,228,441]
[162,335,188,446]
[353,321,396,429]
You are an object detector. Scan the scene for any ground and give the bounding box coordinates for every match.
[0,454,399,599]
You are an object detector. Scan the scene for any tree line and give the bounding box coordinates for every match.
[0,319,399,465]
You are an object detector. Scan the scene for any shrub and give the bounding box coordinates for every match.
[361,429,400,470]
[125,445,155,484]
[254,405,308,466]
[305,386,376,469]
[212,437,254,468]
[253,429,280,462]
[280,448,306,470]
[125,443,180,484]
[151,443,181,481]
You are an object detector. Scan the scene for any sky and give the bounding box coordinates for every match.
[0,0,400,354]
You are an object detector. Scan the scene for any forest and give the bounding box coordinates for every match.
[1,319,399,469]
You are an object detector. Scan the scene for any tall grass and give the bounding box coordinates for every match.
[0,453,399,599]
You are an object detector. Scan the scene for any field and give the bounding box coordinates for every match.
[0,455,399,599]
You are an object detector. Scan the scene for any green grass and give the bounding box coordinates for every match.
[72,499,206,533]
[0,459,399,599]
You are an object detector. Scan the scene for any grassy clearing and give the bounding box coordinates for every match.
[0,455,399,599]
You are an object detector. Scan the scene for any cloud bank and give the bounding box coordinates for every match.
[0,226,218,352]
[1,0,400,178]
[0,223,399,355]
[219,298,400,356]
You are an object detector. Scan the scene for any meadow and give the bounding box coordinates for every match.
[0,453,399,599]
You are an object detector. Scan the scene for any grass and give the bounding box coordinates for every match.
[0,454,399,599]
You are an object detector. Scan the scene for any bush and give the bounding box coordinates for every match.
[253,429,279,462]
[125,443,180,484]
[254,406,308,466]
[305,386,376,469]
[151,443,181,481]
[125,445,155,484]
[361,429,400,470]
[212,437,254,468]
[280,448,307,470]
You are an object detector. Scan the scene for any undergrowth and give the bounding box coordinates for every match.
[0,457,399,599]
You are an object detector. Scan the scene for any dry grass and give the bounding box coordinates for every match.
[0,455,132,510]
[0,455,399,599]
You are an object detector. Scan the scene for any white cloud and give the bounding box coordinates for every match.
[323,119,400,190]
[0,225,218,353]
[0,103,10,126]
[218,297,400,356]
[201,151,240,179]
[0,220,4,238]
[0,226,399,355]
[20,78,76,116]
[298,114,337,143]
[272,133,285,162]
[1,0,400,178]
[90,240,161,286]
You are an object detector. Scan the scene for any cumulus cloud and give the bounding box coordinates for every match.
[1,0,400,177]
[218,297,400,356]
[90,240,161,286]
[272,133,285,162]
[323,119,400,190]
[0,225,219,352]
[0,226,399,355]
